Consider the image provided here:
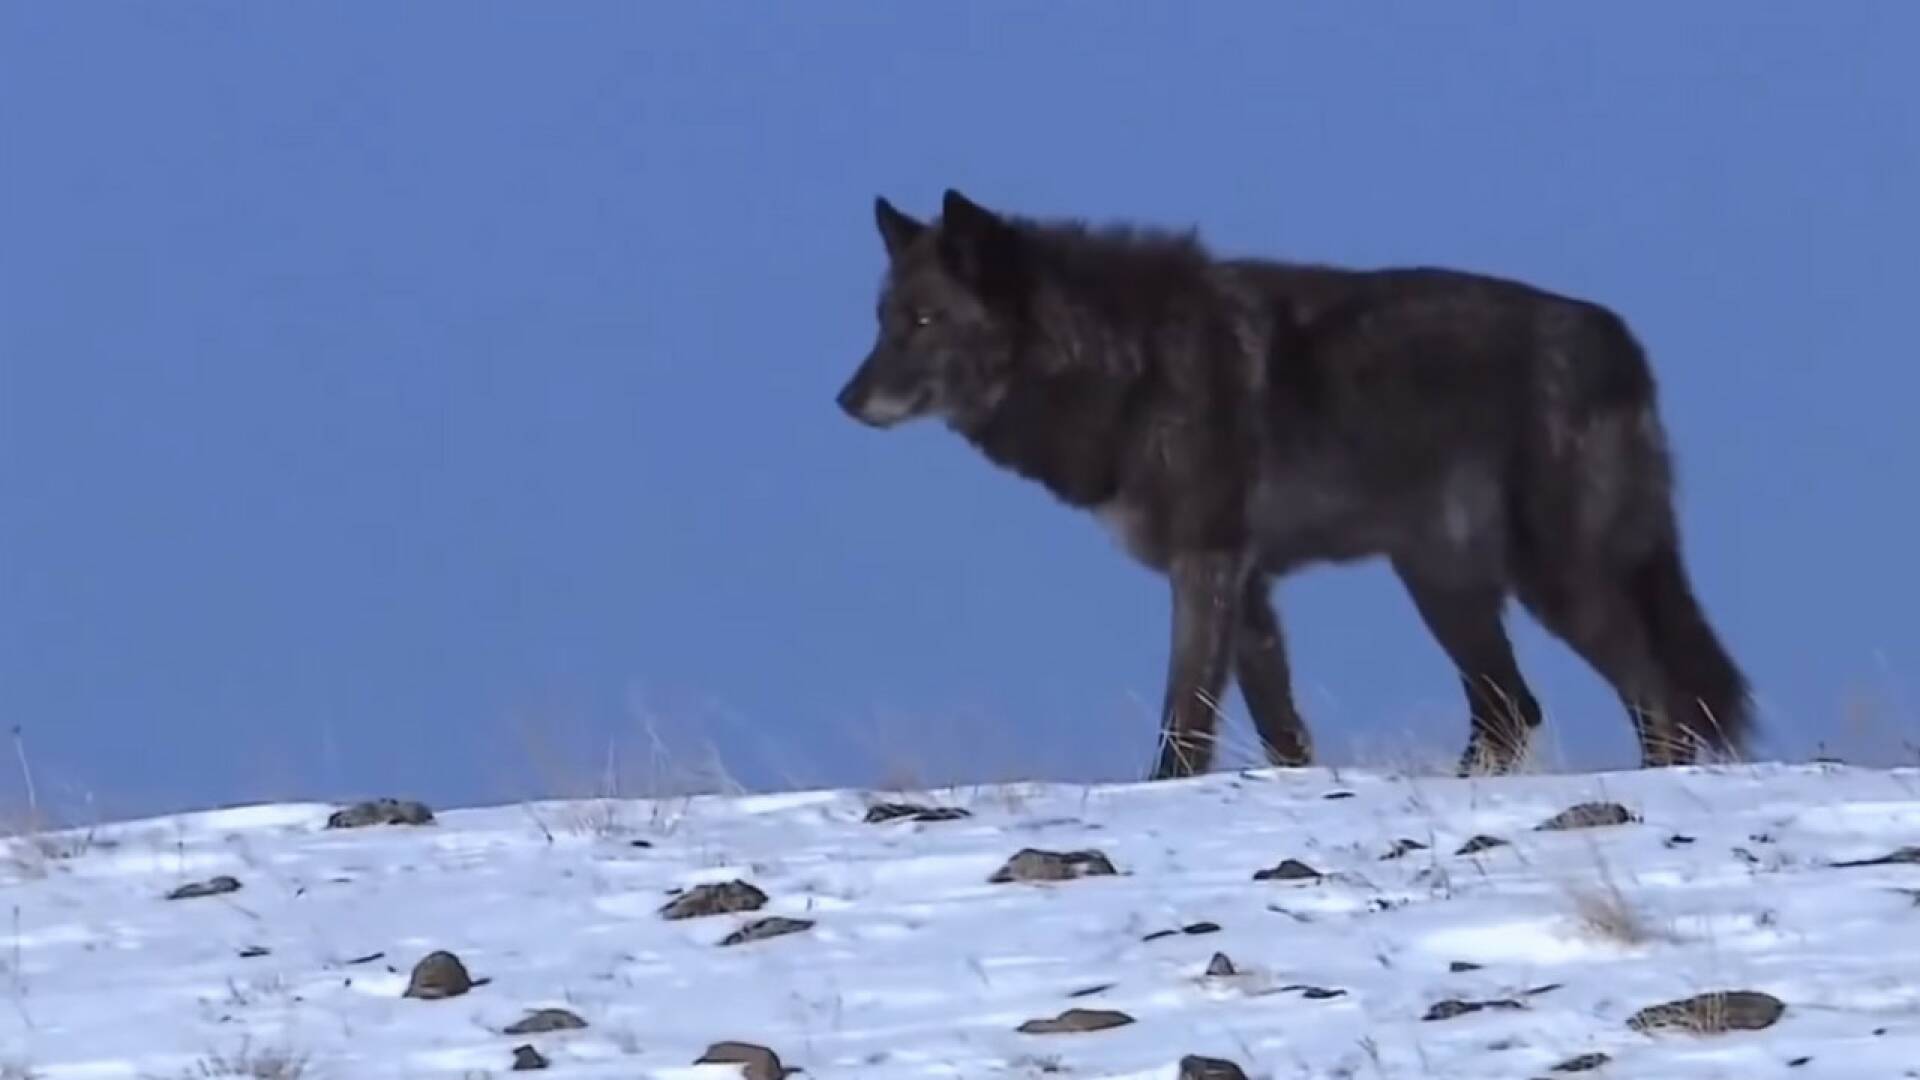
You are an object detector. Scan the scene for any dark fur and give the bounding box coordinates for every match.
[838,189,1752,779]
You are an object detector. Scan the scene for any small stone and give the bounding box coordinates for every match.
[1627,989,1785,1034]
[989,848,1118,883]
[1183,920,1221,935]
[1456,835,1509,855]
[694,1041,788,1080]
[1280,984,1346,1000]
[1206,952,1237,977]
[326,798,435,829]
[1422,997,1524,1022]
[1831,846,1920,868]
[503,1008,588,1035]
[1382,838,1429,860]
[1549,1053,1611,1072]
[1179,1055,1250,1079]
[166,875,241,900]
[403,950,474,1000]
[720,916,814,947]
[1017,1007,1136,1034]
[1538,802,1638,831]
[1666,833,1697,847]
[238,945,270,958]
[510,1044,549,1071]
[659,880,768,920]
[1449,961,1484,973]
[1068,983,1114,998]
[864,801,971,824]
[1323,790,1357,800]
[1253,858,1321,881]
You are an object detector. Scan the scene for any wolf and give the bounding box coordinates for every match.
[836,188,1751,780]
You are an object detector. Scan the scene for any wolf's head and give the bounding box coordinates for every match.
[836,189,1027,429]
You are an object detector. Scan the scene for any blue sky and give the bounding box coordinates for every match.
[3,5,1916,820]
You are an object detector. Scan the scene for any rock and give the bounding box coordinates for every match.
[1455,835,1509,855]
[659,880,768,920]
[1626,989,1785,1034]
[1449,961,1484,973]
[1537,802,1639,831]
[1382,838,1429,860]
[166,875,241,900]
[1068,982,1114,998]
[1205,952,1237,977]
[1323,790,1357,800]
[503,1008,588,1035]
[1017,1007,1136,1034]
[694,1041,789,1080]
[1831,846,1920,868]
[510,1044,549,1071]
[1549,1052,1611,1072]
[1179,1055,1250,1079]
[864,801,971,824]
[326,798,435,829]
[720,916,814,947]
[402,950,474,1000]
[1145,920,1220,942]
[1422,997,1524,1022]
[1252,858,1321,881]
[238,945,270,958]
[989,848,1118,883]
[1280,984,1346,1000]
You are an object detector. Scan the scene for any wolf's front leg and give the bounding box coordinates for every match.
[1149,552,1244,781]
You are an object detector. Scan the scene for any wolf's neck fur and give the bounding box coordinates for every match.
[951,362,1140,510]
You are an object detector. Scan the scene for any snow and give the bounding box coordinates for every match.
[5,762,1920,1078]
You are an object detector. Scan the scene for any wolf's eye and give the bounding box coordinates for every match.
[912,310,938,328]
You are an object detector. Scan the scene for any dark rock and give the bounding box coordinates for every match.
[1456,835,1509,855]
[1146,920,1221,942]
[238,945,270,958]
[1627,989,1785,1034]
[1525,982,1565,997]
[1382,838,1429,860]
[1205,952,1237,977]
[1831,846,1920,868]
[864,802,972,824]
[1666,834,1697,847]
[403,950,474,1000]
[989,848,1118,883]
[503,1008,588,1035]
[166,875,241,900]
[1323,790,1357,800]
[1068,983,1114,998]
[659,880,768,920]
[1537,802,1638,831]
[346,951,385,965]
[1179,1055,1250,1079]
[1449,961,1484,973]
[1017,1007,1136,1034]
[694,1041,789,1080]
[720,916,814,947]
[510,1045,549,1071]
[1252,858,1321,881]
[1548,1052,1610,1072]
[1422,997,1524,1022]
[1280,984,1346,1000]
[326,798,435,829]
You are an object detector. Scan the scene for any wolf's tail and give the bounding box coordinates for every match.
[1629,541,1754,758]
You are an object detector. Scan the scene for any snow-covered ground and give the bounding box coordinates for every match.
[5,762,1920,1078]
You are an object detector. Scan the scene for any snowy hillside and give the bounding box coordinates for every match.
[5,763,1920,1078]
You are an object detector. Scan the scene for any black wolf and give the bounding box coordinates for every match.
[836,189,1751,780]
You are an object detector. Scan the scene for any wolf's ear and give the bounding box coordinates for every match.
[937,188,1021,296]
[874,197,925,259]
